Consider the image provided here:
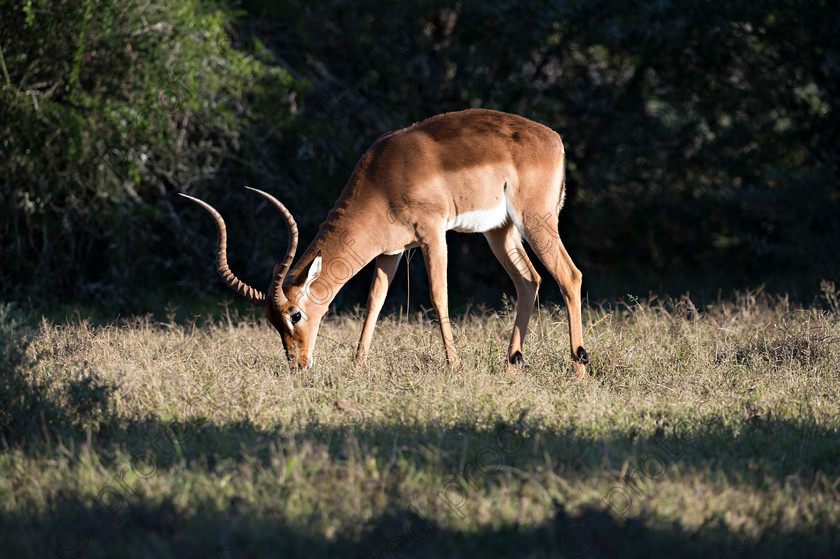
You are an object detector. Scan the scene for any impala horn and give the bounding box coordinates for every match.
[243,186,298,308]
[179,187,298,308]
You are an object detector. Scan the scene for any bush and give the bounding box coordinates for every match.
[2,0,838,313]
[1,0,301,310]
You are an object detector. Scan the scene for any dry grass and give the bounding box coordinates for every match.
[1,290,840,558]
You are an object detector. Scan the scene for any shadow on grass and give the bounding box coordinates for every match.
[2,483,835,559]
[4,412,840,556]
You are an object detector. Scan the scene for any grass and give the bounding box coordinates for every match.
[1,288,840,558]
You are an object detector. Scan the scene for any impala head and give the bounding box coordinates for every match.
[262,253,325,371]
[179,187,323,371]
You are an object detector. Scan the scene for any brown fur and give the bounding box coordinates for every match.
[193,109,587,376]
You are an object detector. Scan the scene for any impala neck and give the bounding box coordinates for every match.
[287,204,381,310]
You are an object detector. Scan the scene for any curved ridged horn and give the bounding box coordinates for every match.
[243,186,299,309]
[179,192,269,306]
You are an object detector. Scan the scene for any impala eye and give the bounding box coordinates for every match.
[290,311,302,325]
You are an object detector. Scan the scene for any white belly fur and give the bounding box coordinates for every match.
[446,201,508,233]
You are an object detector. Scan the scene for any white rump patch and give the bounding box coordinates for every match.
[447,201,508,233]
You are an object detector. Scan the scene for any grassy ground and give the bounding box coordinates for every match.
[1,288,839,558]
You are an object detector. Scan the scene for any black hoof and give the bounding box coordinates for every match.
[576,347,589,365]
[509,351,524,366]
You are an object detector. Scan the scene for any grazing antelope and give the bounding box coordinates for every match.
[181,109,589,378]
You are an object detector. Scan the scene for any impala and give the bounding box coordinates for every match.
[181,109,589,378]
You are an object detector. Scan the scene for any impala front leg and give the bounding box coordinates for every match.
[355,253,402,366]
[420,228,460,369]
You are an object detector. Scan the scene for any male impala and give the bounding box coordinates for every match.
[181,109,589,378]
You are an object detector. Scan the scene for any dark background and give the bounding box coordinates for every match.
[2,0,838,316]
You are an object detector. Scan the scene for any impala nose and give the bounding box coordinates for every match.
[290,355,313,372]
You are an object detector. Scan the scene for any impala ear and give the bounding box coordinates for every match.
[305,252,322,285]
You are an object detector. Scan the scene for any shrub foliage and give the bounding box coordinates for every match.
[1,0,838,311]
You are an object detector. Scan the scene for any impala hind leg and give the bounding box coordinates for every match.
[419,228,460,369]
[524,215,588,379]
[355,253,402,366]
[484,226,541,370]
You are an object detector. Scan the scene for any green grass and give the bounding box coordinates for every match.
[1,291,840,558]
